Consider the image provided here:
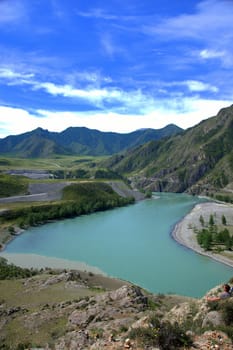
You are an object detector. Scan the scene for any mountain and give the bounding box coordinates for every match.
[0,124,182,157]
[105,105,233,194]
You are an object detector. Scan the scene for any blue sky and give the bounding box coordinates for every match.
[0,0,232,137]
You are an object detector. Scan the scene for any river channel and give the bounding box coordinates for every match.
[3,193,233,297]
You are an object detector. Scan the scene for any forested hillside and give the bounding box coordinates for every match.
[105,105,233,196]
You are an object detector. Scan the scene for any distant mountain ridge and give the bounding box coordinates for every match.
[0,124,182,157]
[105,105,233,194]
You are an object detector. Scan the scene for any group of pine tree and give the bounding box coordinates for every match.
[196,214,232,251]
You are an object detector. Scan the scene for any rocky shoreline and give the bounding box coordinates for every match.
[172,201,233,268]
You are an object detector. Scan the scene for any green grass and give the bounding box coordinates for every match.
[0,265,127,349]
[0,278,94,309]
[0,155,108,171]
[0,174,29,197]
[3,313,68,348]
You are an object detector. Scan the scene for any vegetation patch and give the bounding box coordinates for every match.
[129,314,192,349]
[0,257,38,279]
[0,174,28,198]
[0,182,134,230]
[196,214,233,251]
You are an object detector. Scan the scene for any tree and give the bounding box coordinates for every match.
[222,214,227,226]
[199,215,205,227]
[8,226,15,234]
[202,231,213,251]
[209,214,214,226]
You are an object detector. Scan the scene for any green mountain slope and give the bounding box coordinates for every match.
[0,125,182,157]
[106,105,233,194]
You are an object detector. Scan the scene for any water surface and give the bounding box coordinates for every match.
[4,193,233,297]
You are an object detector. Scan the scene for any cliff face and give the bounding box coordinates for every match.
[0,267,232,349]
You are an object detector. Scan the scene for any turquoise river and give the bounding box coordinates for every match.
[3,193,233,297]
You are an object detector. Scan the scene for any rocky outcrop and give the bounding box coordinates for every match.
[0,269,233,350]
[68,285,147,328]
[56,285,148,350]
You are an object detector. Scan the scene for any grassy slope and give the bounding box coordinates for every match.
[0,155,106,171]
[0,270,126,347]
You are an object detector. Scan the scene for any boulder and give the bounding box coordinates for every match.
[202,311,224,328]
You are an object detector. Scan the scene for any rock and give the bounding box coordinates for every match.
[124,338,132,348]
[69,285,147,328]
[192,330,232,350]
[131,315,151,329]
[202,311,224,328]
[55,330,91,350]
[162,301,195,324]
[42,273,69,287]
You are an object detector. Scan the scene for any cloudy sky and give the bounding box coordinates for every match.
[0,0,232,137]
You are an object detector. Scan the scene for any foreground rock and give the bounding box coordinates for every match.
[0,268,233,349]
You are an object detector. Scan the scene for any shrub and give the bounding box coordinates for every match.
[129,315,192,349]
[0,257,38,280]
[8,226,15,234]
[217,325,233,342]
[220,300,233,325]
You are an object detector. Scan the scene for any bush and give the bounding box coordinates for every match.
[217,325,233,342]
[0,257,38,280]
[129,315,192,349]
[220,300,233,325]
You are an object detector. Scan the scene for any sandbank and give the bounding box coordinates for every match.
[172,201,233,268]
[0,252,106,275]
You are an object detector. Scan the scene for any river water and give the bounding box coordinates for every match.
[4,193,233,297]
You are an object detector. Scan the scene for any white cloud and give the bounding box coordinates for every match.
[0,68,34,81]
[200,49,225,60]
[77,8,118,20]
[147,0,233,40]
[0,0,26,24]
[30,79,158,113]
[66,71,112,85]
[185,80,218,93]
[0,66,227,120]
[144,0,233,68]
[0,98,231,138]
[199,48,233,68]
[100,33,127,58]
[35,81,126,105]
[101,34,115,57]
[158,79,219,94]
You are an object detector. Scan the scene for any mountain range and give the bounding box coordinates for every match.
[105,105,233,195]
[0,124,182,157]
[1,105,233,196]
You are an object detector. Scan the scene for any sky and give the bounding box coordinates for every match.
[0,0,233,138]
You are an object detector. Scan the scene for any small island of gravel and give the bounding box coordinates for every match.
[172,201,233,268]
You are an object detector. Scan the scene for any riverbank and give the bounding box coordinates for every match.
[0,252,106,274]
[0,180,144,251]
[172,201,233,268]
